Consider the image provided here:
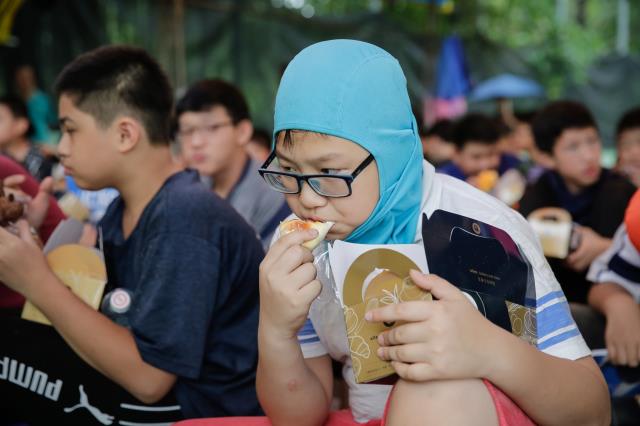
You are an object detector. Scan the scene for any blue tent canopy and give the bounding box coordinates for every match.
[469,73,544,101]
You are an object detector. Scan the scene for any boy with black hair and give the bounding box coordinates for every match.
[615,106,640,187]
[419,119,455,167]
[519,100,636,304]
[437,113,520,188]
[0,94,53,181]
[175,79,289,249]
[0,46,263,418]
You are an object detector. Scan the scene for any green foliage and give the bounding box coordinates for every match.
[7,0,633,137]
[473,0,620,98]
[300,0,636,98]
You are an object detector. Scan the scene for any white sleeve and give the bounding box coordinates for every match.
[507,209,591,360]
[587,224,640,303]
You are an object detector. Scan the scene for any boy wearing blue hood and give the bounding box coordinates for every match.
[256,40,609,426]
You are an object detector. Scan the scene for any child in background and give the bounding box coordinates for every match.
[0,95,54,181]
[437,113,521,192]
[256,40,609,426]
[519,101,636,305]
[578,189,640,424]
[419,119,455,168]
[175,79,289,248]
[615,106,640,188]
[437,113,501,183]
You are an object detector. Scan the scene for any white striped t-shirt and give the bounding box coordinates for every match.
[588,223,640,302]
[295,161,590,423]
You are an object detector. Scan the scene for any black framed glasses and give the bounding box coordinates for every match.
[258,150,375,198]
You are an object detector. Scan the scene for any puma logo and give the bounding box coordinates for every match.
[64,385,114,425]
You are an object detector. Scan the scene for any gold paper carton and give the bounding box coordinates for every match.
[22,244,107,325]
[341,248,431,383]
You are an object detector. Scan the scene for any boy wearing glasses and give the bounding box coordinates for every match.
[259,129,375,198]
[519,101,636,305]
[256,40,609,426]
[175,79,289,248]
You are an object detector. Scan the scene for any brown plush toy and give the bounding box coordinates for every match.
[0,179,25,227]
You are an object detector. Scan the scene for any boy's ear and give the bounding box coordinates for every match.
[115,117,143,153]
[235,119,254,147]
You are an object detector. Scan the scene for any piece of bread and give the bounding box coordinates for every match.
[279,219,334,249]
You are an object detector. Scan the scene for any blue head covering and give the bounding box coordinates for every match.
[274,39,423,244]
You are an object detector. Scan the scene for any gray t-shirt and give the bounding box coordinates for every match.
[209,158,290,249]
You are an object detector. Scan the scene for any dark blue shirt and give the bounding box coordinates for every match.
[518,168,636,303]
[99,170,263,418]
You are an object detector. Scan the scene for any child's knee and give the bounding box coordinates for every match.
[385,378,498,426]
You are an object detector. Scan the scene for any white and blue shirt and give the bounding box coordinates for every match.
[296,161,590,423]
[588,223,640,302]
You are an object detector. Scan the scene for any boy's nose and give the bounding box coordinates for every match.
[298,181,327,209]
[582,144,600,161]
[189,131,206,147]
[57,134,70,157]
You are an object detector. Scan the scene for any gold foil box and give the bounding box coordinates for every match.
[22,244,107,326]
[329,243,432,384]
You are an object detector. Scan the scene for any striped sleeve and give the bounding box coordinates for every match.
[506,207,590,359]
[298,318,328,358]
[536,290,582,352]
[587,224,640,303]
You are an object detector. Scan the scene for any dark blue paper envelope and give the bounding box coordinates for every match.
[421,210,537,339]
[422,210,535,305]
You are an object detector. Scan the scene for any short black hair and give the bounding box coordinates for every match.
[493,117,512,138]
[514,110,537,124]
[0,94,33,137]
[616,106,640,140]
[451,113,499,150]
[54,45,173,145]
[531,101,597,154]
[277,129,326,149]
[424,119,453,141]
[175,79,250,125]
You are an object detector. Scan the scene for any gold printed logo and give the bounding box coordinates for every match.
[472,223,481,234]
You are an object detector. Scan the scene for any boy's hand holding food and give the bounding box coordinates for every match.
[258,220,333,339]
